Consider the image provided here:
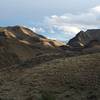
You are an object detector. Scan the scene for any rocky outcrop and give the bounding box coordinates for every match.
[67,29,100,50]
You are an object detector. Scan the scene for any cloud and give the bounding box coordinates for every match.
[44,5,100,33]
[30,27,45,33]
[58,26,80,33]
[91,5,100,13]
[30,5,100,41]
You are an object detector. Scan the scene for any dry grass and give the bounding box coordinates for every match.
[0,53,100,100]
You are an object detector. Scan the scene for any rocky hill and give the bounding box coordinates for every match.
[67,29,100,51]
[0,26,64,67]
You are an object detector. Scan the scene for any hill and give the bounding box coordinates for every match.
[0,26,64,68]
[67,29,100,51]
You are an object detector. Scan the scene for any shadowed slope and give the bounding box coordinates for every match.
[67,29,100,51]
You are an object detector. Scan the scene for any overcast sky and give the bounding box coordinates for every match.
[0,0,100,41]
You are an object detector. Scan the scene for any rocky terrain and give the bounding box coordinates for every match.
[67,29,100,51]
[0,26,100,100]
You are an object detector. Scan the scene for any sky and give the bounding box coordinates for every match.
[0,0,100,41]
